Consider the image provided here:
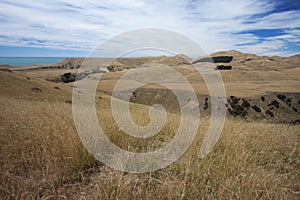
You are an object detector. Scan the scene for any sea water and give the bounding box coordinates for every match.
[0,57,64,66]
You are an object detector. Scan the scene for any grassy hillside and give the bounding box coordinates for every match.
[0,70,299,199]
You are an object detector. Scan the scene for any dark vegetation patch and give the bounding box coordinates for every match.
[193,56,233,64]
[230,96,240,104]
[133,91,137,98]
[266,110,274,117]
[229,105,248,117]
[226,93,298,121]
[215,65,232,70]
[291,119,300,125]
[61,73,76,83]
[227,96,249,117]
[203,97,209,110]
[268,100,280,108]
[212,56,233,63]
[286,98,292,107]
[252,105,261,112]
[241,99,250,108]
[277,94,286,101]
[275,94,294,107]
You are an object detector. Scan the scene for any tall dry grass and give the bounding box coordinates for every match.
[0,96,96,199]
[0,94,299,199]
[73,102,299,200]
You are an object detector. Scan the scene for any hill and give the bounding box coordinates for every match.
[0,51,299,199]
[209,50,300,71]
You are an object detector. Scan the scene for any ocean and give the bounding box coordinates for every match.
[0,57,65,66]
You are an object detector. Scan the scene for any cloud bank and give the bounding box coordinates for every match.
[0,0,299,57]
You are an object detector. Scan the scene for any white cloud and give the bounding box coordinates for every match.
[236,39,286,54]
[274,29,300,45]
[0,0,299,56]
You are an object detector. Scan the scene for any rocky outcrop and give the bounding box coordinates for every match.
[61,73,75,83]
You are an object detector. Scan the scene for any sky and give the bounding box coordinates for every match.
[0,0,299,57]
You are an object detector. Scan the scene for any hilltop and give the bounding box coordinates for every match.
[192,50,300,71]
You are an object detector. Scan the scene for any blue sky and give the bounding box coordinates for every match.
[0,0,299,57]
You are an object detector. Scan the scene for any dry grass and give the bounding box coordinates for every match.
[0,92,299,199]
[0,97,96,199]
[95,67,300,97]
[64,115,299,200]
[15,62,300,98]
[0,70,299,199]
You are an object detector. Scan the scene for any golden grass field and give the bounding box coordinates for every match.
[0,53,299,199]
